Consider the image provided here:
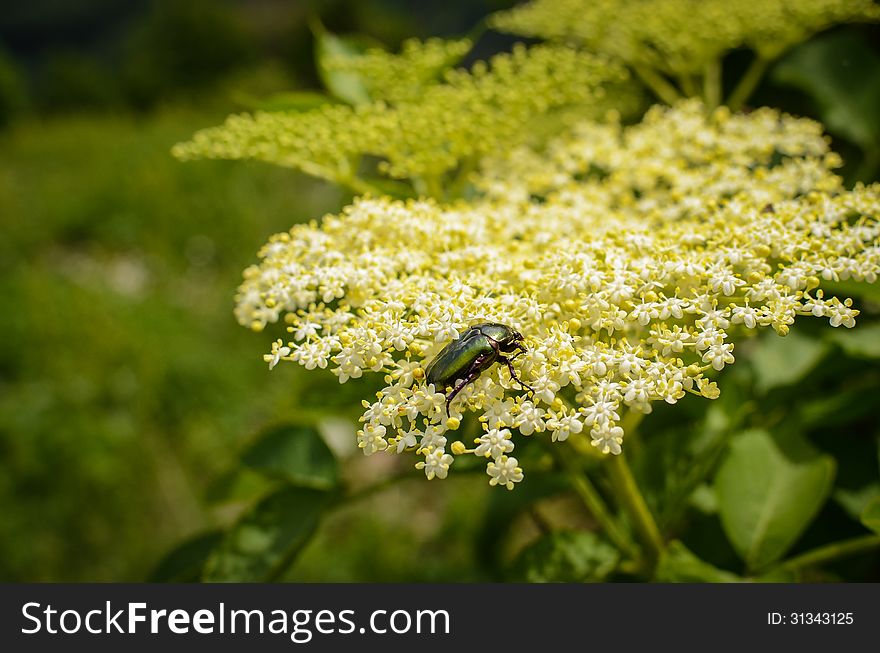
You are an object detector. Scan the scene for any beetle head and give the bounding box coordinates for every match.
[500,329,525,353]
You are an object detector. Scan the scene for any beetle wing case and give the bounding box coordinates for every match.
[425,326,496,387]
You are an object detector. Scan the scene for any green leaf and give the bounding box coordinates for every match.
[834,483,880,521]
[203,485,332,581]
[636,402,733,527]
[312,25,373,105]
[205,467,276,505]
[749,331,828,393]
[798,379,880,429]
[150,531,223,582]
[771,31,880,152]
[755,568,799,582]
[509,530,619,582]
[241,423,338,489]
[655,541,741,582]
[825,322,880,359]
[861,496,880,535]
[688,484,719,515]
[715,429,836,571]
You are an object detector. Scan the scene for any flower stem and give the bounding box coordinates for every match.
[633,65,682,106]
[703,59,722,110]
[768,534,880,574]
[605,452,665,565]
[726,55,770,112]
[561,453,638,557]
[678,74,698,98]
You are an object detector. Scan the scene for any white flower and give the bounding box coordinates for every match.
[292,340,331,369]
[292,320,322,341]
[546,410,584,442]
[263,339,292,370]
[514,400,547,435]
[419,424,448,453]
[528,370,561,405]
[582,397,619,428]
[357,423,388,455]
[591,424,624,455]
[702,342,735,371]
[827,298,858,328]
[396,427,420,453]
[487,455,524,489]
[730,304,760,329]
[481,398,516,429]
[475,428,515,458]
[416,449,454,480]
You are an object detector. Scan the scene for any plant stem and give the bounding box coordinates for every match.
[562,456,638,557]
[633,65,683,106]
[769,534,880,574]
[703,59,722,110]
[726,55,770,112]
[343,174,387,197]
[448,156,477,200]
[606,453,665,565]
[413,174,445,200]
[678,74,698,98]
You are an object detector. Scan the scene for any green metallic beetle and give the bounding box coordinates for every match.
[425,322,533,416]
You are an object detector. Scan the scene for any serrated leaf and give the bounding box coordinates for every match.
[509,530,619,582]
[749,331,828,393]
[241,423,338,489]
[313,26,373,105]
[825,322,880,359]
[655,541,741,582]
[715,429,836,571]
[203,485,331,582]
[861,496,880,535]
[772,31,880,152]
[150,531,223,582]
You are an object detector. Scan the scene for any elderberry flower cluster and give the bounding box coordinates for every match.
[237,101,880,489]
[172,44,635,188]
[492,0,880,76]
[323,37,473,104]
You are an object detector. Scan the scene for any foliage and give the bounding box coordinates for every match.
[0,109,344,580]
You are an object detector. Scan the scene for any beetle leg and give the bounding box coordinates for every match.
[444,354,492,417]
[499,355,534,396]
[507,349,524,362]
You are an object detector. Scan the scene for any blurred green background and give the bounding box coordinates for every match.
[0,0,517,582]
[2,0,879,582]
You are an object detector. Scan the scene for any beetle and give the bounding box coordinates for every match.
[425,322,533,416]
